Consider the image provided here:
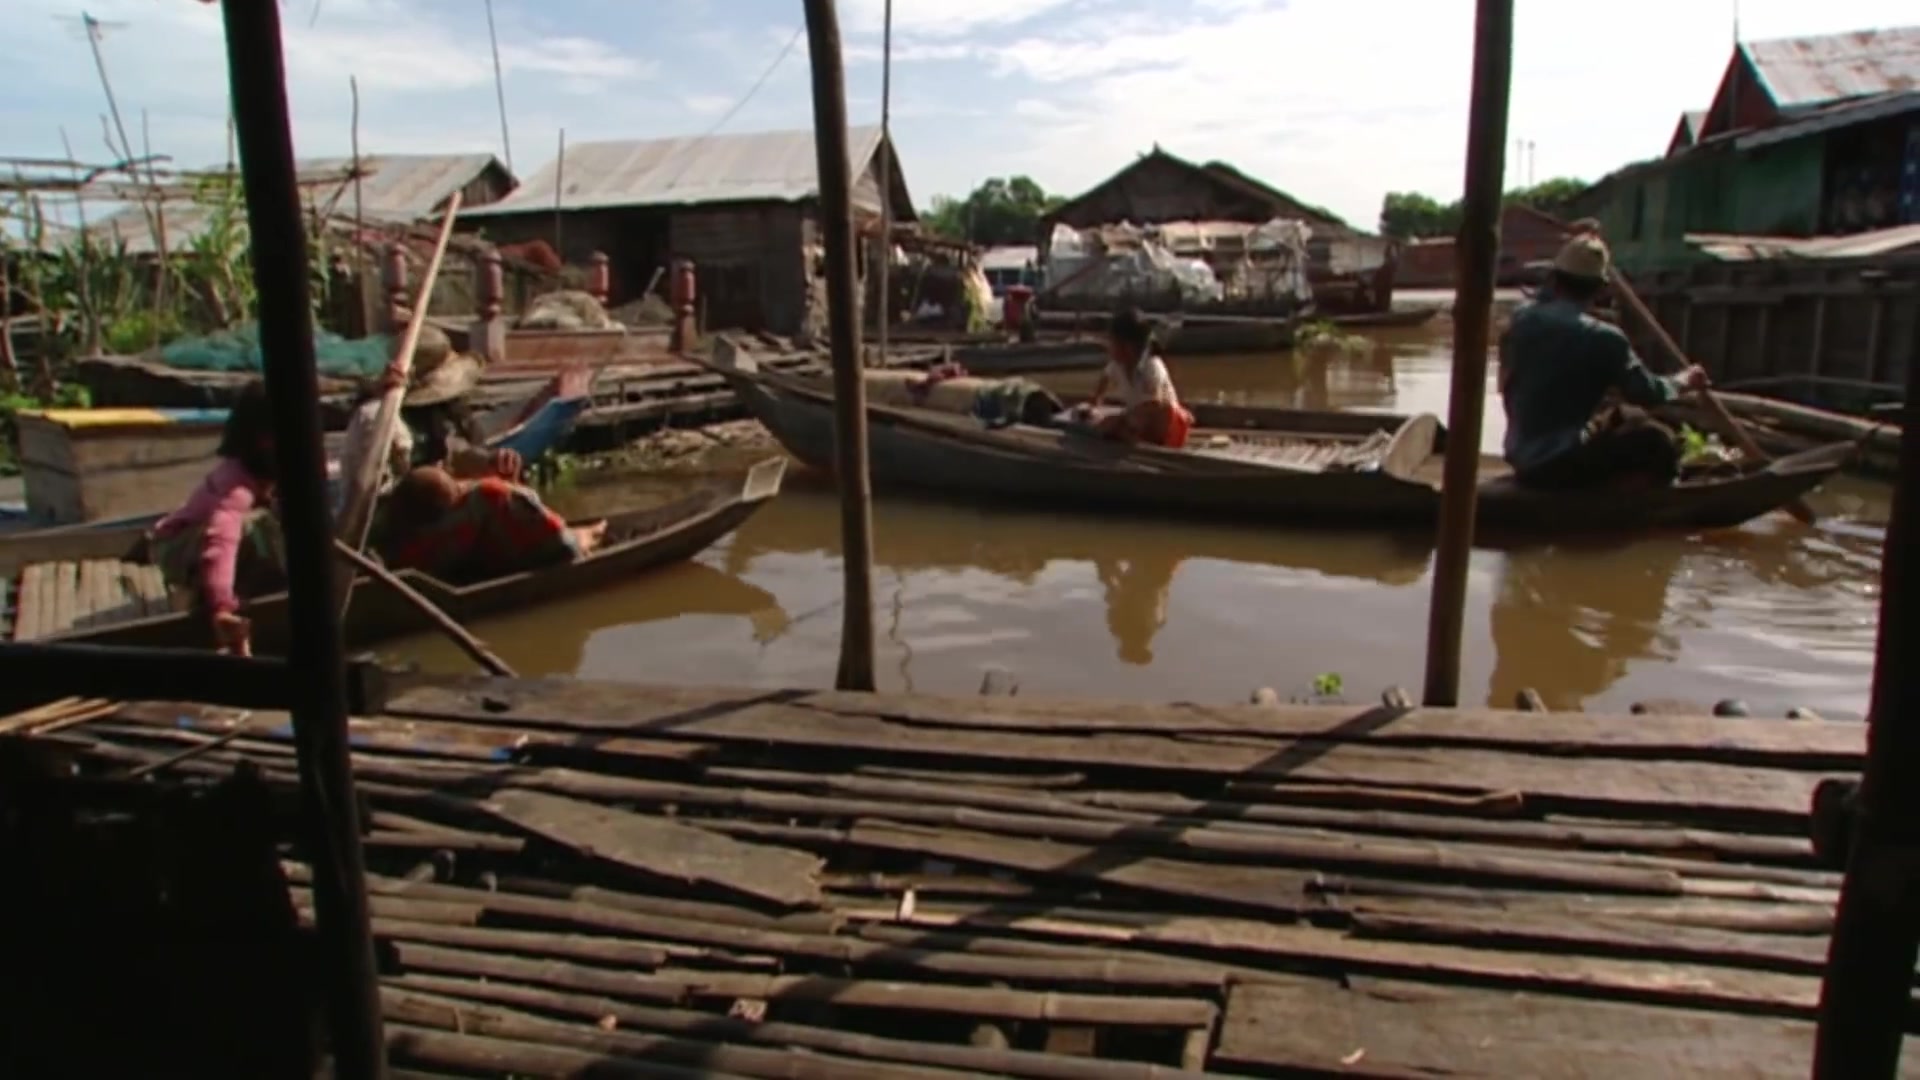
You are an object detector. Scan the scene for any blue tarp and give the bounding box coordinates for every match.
[159,323,395,379]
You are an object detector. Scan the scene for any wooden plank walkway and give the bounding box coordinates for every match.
[35,675,1920,1078]
[5,560,168,641]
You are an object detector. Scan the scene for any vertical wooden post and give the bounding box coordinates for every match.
[1421,0,1513,708]
[801,0,878,692]
[875,0,895,369]
[470,248,507,365]
[212,0,386,1075]
[1865,295,1886,386]
[587,252,611,307]
[1809,294,1828,378]
[383,244,410,334]
[1814,323,1920,1078]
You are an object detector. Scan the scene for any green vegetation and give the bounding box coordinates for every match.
[1377,178,1589,240]
[921,176,1068,247]
[0,383,91,476]
[1312,671,1345,698]
[1294,319,1369,353]
[1,170,345,379]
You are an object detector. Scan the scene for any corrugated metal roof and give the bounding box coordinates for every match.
[464,126,886,217]
[1744,25,1920,110]
[1686,223,1920,260]
[80,152,507,255]
[1738,89,1920,148]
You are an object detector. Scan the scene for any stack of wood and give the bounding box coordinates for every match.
[23,675,1880,1077]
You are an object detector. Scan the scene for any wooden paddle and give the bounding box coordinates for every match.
[334,192,463,616]
[1604,268,1818,524]
[330,539,516,677]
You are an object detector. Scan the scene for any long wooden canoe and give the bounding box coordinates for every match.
[3,457,786,652]
[715,361,1848,535]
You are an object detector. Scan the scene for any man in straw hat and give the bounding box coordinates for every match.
[341,325,523,503]
[1498,233,1708,491]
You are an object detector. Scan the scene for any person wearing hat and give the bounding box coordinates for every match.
[1498,233,1709,491]
[343,325,523,501]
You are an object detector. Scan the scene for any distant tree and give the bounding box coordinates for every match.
[1378,191,1460,240]
[921,176,1067,246]
[1378,177,1590,240]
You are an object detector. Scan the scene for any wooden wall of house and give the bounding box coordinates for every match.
[668,203,807,336]
[1630,256,1919,406]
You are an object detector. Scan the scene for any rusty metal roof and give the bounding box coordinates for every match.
[464,126,886,217]
[84,152,508,255]
[1744,25,1920,110]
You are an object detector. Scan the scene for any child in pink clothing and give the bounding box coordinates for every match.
[148,381,284,655]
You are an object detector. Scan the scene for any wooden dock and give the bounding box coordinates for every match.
[29,675,1915,1077]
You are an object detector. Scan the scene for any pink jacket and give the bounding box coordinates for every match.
[153,456,270,615]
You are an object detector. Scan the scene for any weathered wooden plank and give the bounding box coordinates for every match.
[1213,977,1825,1078]
[48,560,78,637]
[386,679,1867,767]
[387,941,1220,1027]
[383,686,1836,826]
[845,891,1833,1018]
[479,788,824,908]
[14,563,48,640]
[124,563,170,616]
[387,973,1193,1080]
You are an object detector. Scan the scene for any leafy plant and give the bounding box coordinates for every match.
[1312,671,1345,698]
[1295,319,1367,353]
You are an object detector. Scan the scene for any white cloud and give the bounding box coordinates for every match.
[966,0,1920,227]
[839,0,1080,38]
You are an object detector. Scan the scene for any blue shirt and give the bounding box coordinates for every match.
[1498,297,1681,475]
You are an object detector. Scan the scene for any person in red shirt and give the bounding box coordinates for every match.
[380,466,607,582]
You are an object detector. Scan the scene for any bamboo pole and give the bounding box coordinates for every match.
[1606,271,1817,524]
[1814,328,1920,1075]
[329,539,516,677]
[1421,0,1513,708]
[211,0,387,1074]
[801,0,878,691]
[334,192,462,618]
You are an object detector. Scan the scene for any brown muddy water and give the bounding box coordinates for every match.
[390,322,1892,720]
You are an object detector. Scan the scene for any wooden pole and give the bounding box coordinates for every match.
[1607,271,1817,524]
[330,540,516,678]
[212,0,388,1074]
[1814,339,1920,1077]
[801,0,878,692]
[552,129,566,258]
[1420,0,1512,709]
[876,0,894,365]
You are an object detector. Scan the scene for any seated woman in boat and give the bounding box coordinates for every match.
[380,466,608,583]
[1077,307,1195,449]
[1499,234,1709,491]
[146,380,285,657]
[339,325,524,501]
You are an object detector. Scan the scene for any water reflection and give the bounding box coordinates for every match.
[1486,540,1680,711]
[1094,552,1182,665]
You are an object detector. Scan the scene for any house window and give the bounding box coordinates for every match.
[1629,185,1646,241]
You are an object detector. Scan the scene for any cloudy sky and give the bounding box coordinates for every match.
[4,0,1914,229]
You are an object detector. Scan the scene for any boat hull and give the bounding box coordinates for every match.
[8,458,787,652]
[722,366,1847,536]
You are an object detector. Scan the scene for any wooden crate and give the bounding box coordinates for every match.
[14,408,227,526]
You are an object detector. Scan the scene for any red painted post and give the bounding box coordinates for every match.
[383,244,410,333]
[669,258,698,354]
[587,251,611,306]
[470,248,507,364]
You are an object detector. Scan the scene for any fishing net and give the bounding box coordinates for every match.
[158,323,396,379]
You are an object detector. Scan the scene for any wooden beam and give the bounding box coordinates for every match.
[801,0,878,692]
[1423,0,1513,707]
[212,0,387,1074]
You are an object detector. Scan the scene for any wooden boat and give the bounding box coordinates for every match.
[1,457,786,651]
[714,359,1849,535]
[1325,307,1441,330]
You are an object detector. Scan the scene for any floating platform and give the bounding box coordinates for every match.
[24,675,1908,1077]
